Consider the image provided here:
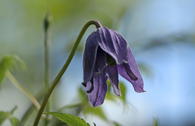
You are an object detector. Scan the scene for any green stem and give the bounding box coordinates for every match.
[33,20,101,126]
[43,13,51,126]
[6,71,40,109]
[44,14,50,98]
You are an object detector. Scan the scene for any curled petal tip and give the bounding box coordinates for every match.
[134,86,145,93]
[90,100,104,107]
[81,82,86,87]
[115,91,121,96]
[113,86,121,96]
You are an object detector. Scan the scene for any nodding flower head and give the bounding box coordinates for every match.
[82,27,145,107]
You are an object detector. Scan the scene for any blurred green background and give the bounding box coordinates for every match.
[1,0,195,126]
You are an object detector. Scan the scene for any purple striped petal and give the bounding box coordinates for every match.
[87,72,108,106]
[106,66,120,96]
[98,27,128,64]
[93,48,107,74]
[83,26,145,107]
[83,32,100,83]
[118,48,145,93]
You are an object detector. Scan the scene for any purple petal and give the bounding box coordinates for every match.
[93,48,107,74]
[87,72,108,107]
[83,32,100,83]
[98,27,128,64]
[106,66,120,96]
[118,48,145,93]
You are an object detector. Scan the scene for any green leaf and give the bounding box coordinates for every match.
[0,111,10,125]
[9,117,19,126]
[0,56,14,83]
[0,55,25,84]
[83,106,107,121]
[48,112,90,126]
[119,82,127,104]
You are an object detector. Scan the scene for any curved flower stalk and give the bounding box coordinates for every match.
[33,20,101,126]
[82,27,145,106]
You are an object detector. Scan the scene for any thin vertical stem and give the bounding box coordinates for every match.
[44,14,50,97]
[33,20,101,126]
[43,13,50,126]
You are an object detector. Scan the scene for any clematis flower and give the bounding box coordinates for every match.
[82,27,144,106]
